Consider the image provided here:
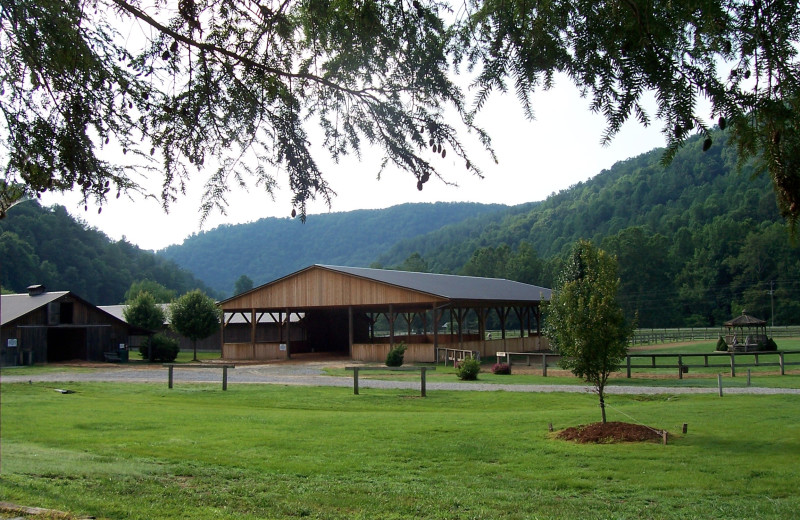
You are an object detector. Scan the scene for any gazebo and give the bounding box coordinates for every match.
[724,311,768,352]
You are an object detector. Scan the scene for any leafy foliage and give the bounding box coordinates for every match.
[455,356,481,381]
[385,343,407,367]
[3,0,800,231]
[491,363,511,375]
[123,291,165,332]
[169,289,221,360]
[139,333,179,362]
[547,241,633,423]
[0,0,487,221]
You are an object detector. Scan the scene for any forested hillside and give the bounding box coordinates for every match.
[0,202,219,304]
[157,202,509,295]
[376,133,800,328]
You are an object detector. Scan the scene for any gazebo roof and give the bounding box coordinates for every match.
[724,311,767,328]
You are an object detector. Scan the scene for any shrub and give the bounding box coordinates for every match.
[456,356,481,380]
[764,337,778,351]
[491,363,511,375]
[139,333,179,362]
[716,337,729,352]
[385,343,407,367]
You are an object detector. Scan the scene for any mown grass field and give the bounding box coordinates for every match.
[1,377,799,519]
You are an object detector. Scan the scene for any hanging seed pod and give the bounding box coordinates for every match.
[744,69,751,79]
[170,40,179,53]
[291,208,297,218]
[718,116,726,130]
[441,148,446,158]
[417,180,423,191]
[465,160,470,170]
[428,138,434,147]
[98,207,102,214]
[161,50,170,60]
[702,137,712,151]
[116,191,121,199]
[773,131,781,145]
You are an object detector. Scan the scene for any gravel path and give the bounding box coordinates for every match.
[3,362,799,395]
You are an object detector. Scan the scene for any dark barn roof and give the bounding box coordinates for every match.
[317,265,552,303]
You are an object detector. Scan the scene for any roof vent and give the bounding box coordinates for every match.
[27,284,46,296]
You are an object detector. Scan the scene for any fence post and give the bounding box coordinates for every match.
[718,373,723,397]
[730,352,736,377]
[780,352,785,375]
[678,355,683,379]
[353,367,359,395]
[542,354,547,377]
[626,355,631,378]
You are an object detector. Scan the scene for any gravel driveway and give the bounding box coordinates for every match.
[3,362,799,395]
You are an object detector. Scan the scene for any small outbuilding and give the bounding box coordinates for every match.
[1,285,149,366]
[724,311,768,352]
[219,264,552,363]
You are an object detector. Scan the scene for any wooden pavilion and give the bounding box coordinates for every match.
[218,265,552,363]
[724,311,768,352]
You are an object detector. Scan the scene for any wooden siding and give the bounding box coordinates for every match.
[223,342,289,361]
[351,343,436,363]
[222,267,446,310]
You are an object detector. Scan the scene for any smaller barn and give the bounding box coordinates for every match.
[1,286,148,366]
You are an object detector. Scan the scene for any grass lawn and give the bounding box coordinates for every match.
[1,382,799,519]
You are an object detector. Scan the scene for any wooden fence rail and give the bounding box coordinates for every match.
[496,352,560,376]
[630,326,800,345]
[625,350,800,378]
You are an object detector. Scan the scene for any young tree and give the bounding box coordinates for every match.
[2,1,799,229]
[546,240,633,423]
[123,291,166,361]
[169,290,221,361]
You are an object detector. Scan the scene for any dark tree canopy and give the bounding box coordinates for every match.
[2,0,799,228]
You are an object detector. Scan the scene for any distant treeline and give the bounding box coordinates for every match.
[0,202,219,304]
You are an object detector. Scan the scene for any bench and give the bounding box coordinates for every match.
[345,366,436,397]
[163,363,236,390]
[103,351,122,363]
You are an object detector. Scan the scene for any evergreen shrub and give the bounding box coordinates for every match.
[139,334,179,362]
[385,343,407,367]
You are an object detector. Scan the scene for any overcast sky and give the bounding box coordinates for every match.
[41,78,669,251]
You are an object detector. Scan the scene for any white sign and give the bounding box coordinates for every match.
[7,339,17,347]
[279,343,287,351]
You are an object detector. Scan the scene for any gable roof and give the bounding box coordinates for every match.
[1,291,69,325]
[220,264,551,311]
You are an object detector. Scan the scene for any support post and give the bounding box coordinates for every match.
[542,354,547,377]
[421,367,428,397]
[718,373,723,397]
[730,352,736,377]
[780,352,785,375]
[222,366,228,391]
[626,355,631,378]
[678,355,683,379]
[353,367,359,395]
[168,365,174,389]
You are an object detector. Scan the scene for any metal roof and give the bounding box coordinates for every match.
[1,291,69,326]
[317,265,552,303]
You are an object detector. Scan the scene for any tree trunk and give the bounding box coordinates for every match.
[599,393,607,423]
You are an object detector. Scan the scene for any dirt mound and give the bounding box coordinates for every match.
[556,421,665,443]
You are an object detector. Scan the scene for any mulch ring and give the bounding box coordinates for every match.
[556,421,665,444]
